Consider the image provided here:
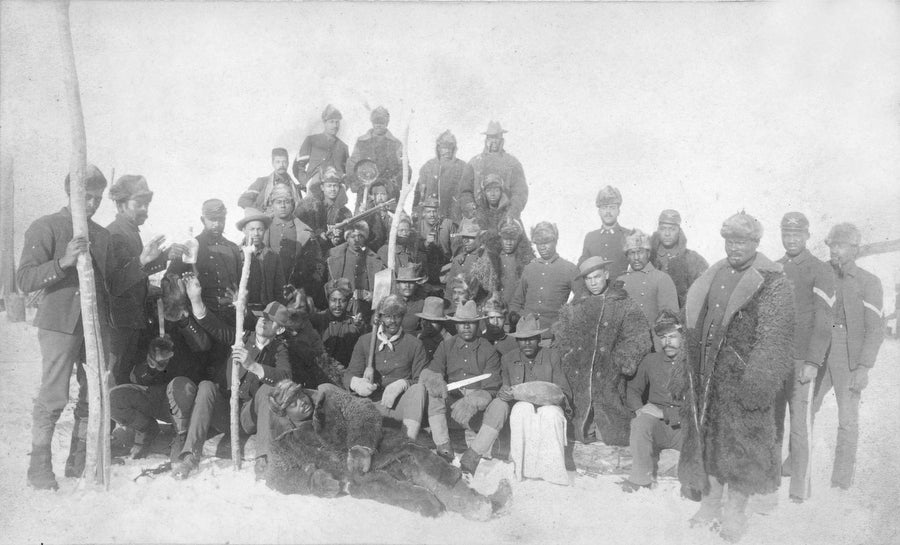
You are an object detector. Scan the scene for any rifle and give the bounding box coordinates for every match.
[332,199,396,231]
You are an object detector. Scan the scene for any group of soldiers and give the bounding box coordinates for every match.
[17,104,885,543]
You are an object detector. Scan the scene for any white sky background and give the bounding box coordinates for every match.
[2,1,899,310]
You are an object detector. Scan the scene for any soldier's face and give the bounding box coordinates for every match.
[462,236,478,253]
[272,156,289,175]
[724,237,759,269]
[534,240,557,261]
[424,207,438,224]
[781,230,809,258]
[658,223,679,248]
[201,215,226,235]
[585,269,609,295]
[347,230,366,251]
[84,188,104,219]
[486,314,505,332]
[423,319,444,335]
[518,335,541,359]
[286,391,314,423]
[324,118,341,136]
[255,315,281,339]
[373,187,388,205]
[380,312,403,337]
[457,321,479,342]
[322,182,340,201]
[598,204,620,227]
[397,223,411,240]
[397,281,416,299]
[485,186,502,207]
[660,331,683,359]
[328,291,349,317]
[501,237,518,255]
[627,248,650,271]
[829,242,858,268]
[451,287,468,306]
[271,197,295,220]
[372,120,388,136]
[485,135,502,153]
[438,145,453,160]
[120,196,151,226]
[244,220,267,247]
[328,230,344,246]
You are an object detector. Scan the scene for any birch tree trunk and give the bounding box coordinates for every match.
[54,0,111,488]
[232,245,253,470]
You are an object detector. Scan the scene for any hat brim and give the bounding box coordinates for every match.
[450,230,484,238]
[481,130,508,135]
[448,313,485,323]
[509,328,548,339]
[415,312,447,321]
[576,262,612,279]
[237,214,273,231]
[396,276,427,284]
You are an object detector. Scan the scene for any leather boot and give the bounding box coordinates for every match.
[27,444,59,490]
[460,448,481,475]
[169,432,187,464]
[689,477,724,528]
[64,417,87,478]
[130,420,160,459]
[720,488,750,543]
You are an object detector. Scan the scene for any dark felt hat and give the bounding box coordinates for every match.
[236,207,272,231]
[448,300,484,322]
[509,314,548,338]
[416,296,449,321]
[109,175,153,203]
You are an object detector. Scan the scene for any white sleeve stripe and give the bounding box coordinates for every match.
[863,300,883,317]
[295,155,310,161]
[813,286,835,307]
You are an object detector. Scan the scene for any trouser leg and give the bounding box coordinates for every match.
[240,384,276,458]
[167,377,198,434]
[32,328,84,447]
[110,384,156,432]
[470,398,509,456]
[181,380,222,457]
[788,360,815,499]
[628,413,660,486]
[508,401,533,480]
[108,326,141,385]
[827,330,859,488]
[690,476,725,526]
[427,390,450,446]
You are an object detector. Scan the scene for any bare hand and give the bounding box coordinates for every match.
[798,362,819,384]
[183,274,203,302]
[140,234,167,266]
[497,386,514,403]
[60,235,89,268]
[167,243,187,260]
[231,346,249,368]
[351,313,365,328]
[363,365,376,384]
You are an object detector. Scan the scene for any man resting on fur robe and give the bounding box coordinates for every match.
[264,381,512,521]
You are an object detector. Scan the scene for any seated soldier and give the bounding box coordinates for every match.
[343,295,429,441]
[265,380,512,520]
[416,296,453,362]
[310,278,366,368]
[481,295,519,356]
[393,264,428,335]
[420,301,506,473]
[497,314,573,486]
[620,310,686,492]
[172,301,291,479]
[282,289,335,388]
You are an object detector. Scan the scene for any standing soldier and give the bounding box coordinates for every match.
[495,218,534,309]
[346,106,407,208]
[106,175,181,385]
[650,209,709,309]
[619,229,678,327]
[579,185,631,282]
[238,148,303,210]
[812,223,884,490]
[415,130,474,222]
[236,208,286,323]
[292,104,350,189]
[677,212,794,542]
[18,166,127,489]
[774,212,833,503]
[465,121,528,219]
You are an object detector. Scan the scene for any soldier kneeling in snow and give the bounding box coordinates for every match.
[264,380,512,521]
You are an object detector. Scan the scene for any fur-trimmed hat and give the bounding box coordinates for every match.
[481,294,508,317]
[321,166,344,185]
[344,221,370,238]
[201,198,227,219]
[370,106,390,124]
[653,308,683,336]
[499,217,524,240]
[321,104,342,121]
[482,173,504,190]
[109,175,153,203]
[236,207,272,231]
[825,223,861,246]
[377,294,407,317]
[436,130,456,148]
[482,121,507,136]
[595,185,623,207]
[530,221,559,244]
[324,277,354,298]
[658,209,681,226]
[781,211,809,232]
[623,229,652,252]
[64,164,108,194]
[268,183,295,204]
[421,195,440,209]
[721,211,763,241]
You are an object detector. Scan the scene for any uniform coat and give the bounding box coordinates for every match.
[167,230,242,313]
[106,213,168,329]
[619,262,679,326]
[346,129,408,204]
[265,217,326,308]
[579,224,632,281]
[292,133,350,187]
[553,285,651,445]
[510,254,579,335]
[677,253,794,496]
[416,154,474,222]
[465,146,528,219]
[238,173,303,210]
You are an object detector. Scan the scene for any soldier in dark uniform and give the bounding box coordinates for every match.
[464,121,528,220]
[415,130,474,222]
[326,222,386,321]
[106,175,182,385]
[292,104,349,189]
[775,212,834,502]
[238,148,303,210]
[167,199,241,315]
[650,209,709,309]
[579,185,632,282]
[417,196,455,290]
[295,166,352,248]
[345,106,409,209]
[17,166,146,489]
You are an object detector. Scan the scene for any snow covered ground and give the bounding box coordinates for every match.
[0,312,897,545]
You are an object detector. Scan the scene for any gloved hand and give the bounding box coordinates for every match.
[346,445,373,474]
[796,360,819,384]
[350,376,377,397]
[450,397,478,426]
[418,368,448,399]
[497,386,514,403]
[380,379,409,408]
[363,365,376,384]
[850,367,869,393]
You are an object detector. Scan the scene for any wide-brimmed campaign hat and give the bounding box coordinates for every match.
[451,218,484,238]
[509,313,548,339]
[395,264,426,283]
[252,301,291,327]
[415,296,449,321]
[448,300,484,322]
[575,256,613,279]
[236,207,272,231]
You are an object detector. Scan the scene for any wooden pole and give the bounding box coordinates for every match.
[54,0,111,488]
[231,245,253,470]
[0,157,16,297]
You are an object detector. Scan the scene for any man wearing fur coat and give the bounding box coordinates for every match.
[650,209,709,309]
[677,212,794,542]
[415,130,474,222]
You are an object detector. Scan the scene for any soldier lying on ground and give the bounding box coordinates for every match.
[264,380,512,521]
